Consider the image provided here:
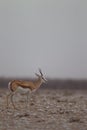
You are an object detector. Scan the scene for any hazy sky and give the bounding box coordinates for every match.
[0,0,87,79]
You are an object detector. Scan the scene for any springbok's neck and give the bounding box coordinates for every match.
[34,78,42,89]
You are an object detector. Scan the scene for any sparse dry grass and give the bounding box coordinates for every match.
[0,88,87,130]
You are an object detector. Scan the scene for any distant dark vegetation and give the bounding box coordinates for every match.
[0,77,87,90]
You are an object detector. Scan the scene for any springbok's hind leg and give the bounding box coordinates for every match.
[6,92,12,109]
[10,93,17,109]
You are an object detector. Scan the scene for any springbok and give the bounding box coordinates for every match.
[7,69,47,109]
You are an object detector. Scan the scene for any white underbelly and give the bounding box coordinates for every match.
[16,86,31,94]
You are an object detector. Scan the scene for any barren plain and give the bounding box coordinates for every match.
[0,88,87,130]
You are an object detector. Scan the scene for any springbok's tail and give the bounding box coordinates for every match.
[8,81,14,92]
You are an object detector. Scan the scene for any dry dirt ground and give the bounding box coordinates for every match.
[0,88,87,130]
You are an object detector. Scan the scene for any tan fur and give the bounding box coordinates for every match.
[9,80,35,92]
[6,69,47,109]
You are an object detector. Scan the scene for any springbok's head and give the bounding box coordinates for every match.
[35,69,47,83]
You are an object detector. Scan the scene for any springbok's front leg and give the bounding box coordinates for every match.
[26,91,32,108]
[25,91,29,108]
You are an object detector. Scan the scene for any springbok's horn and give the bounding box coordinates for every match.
[39,68,43,76]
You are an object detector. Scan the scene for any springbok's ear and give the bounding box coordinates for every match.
[35,73,40,77]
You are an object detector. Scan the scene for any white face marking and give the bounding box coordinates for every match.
[16,86,31,94]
